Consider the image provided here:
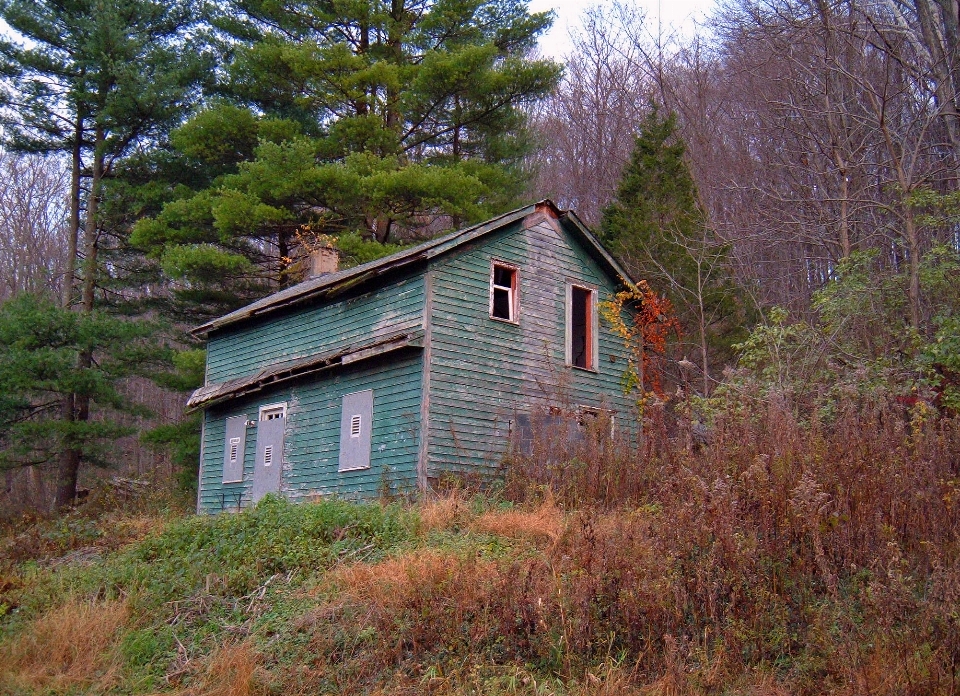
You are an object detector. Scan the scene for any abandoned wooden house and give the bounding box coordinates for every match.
[188,201,637,513]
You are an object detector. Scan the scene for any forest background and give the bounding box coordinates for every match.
[0,0,958,514]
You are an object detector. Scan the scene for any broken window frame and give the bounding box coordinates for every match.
[489,260,520,324]
[578,405,617,439]
[565,282,598,371]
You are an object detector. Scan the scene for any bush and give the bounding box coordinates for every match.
[493,396,960,692]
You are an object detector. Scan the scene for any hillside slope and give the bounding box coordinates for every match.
[1,402,958,695]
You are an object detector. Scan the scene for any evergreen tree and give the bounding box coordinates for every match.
[0,295,165,482]
[130,0,562,320]
[601,108,745,395]
[0,0,210,506]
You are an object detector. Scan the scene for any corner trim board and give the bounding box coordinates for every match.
[417,268,433,492]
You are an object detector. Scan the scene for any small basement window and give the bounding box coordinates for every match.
[259,403,286,421]
[567,284,597,370]
[490,261,519,322]
[579,406,616,439]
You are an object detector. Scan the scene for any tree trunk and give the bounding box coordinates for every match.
[698,274,710,396]
[60,118,83,309]
[915,0,960,161]
[55,126,103,510]
[54,393,79,509]
[385,0,403,138]
[278,227,290,287]
[905,202,922,330]
[359,15,369,116]
[55,118,84,509]
[80,128,103,314]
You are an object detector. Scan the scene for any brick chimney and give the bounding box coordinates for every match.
[309,246,339,277]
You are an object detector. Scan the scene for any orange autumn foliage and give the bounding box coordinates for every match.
[601,280,681,397]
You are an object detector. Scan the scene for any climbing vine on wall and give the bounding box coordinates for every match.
[601,280,681,403]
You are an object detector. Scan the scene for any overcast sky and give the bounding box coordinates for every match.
[528,0,717,57]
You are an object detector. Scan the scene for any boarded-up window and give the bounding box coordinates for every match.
[566,283,597,370]
[490,261,519,322]
[579,406,616,439]
[339,390,373,471]
[222,415,247,483]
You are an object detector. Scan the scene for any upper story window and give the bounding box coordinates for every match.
[490,261,519,323]
[566,283,597,370]
[259,403,286,421]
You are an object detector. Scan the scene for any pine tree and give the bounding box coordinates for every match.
[0,0,209,506]
[0,294,165,478]
[130,0,562,320]
[601,108,745,395]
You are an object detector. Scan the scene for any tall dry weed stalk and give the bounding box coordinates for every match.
[302,398,959,694]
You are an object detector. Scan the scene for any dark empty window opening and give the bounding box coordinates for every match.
[571,286,593,369]
[579,406,616,439]
[490,263,518,322]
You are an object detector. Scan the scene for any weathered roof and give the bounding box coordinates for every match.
[190,200,633,337]
[187,329,423,411]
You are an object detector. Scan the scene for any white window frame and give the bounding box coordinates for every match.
[489,260,520,324]
[565,282,599,371]
[259,402,287,421]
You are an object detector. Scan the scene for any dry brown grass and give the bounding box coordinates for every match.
[418,490,473,533]
[330,549,495,612]
[169,642,263,696]
[494,398,960,694]
[0,597,128,692]
[471,496,565,543]
[1,511,171,567]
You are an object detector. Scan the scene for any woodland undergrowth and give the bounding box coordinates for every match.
[0,397,958,695]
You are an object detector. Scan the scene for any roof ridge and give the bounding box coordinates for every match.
[189,200,635,337]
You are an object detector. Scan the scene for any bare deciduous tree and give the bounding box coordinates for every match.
[529,4,654,226]
[0,151,69,301]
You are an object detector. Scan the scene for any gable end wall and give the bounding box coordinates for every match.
[425,217,632,479]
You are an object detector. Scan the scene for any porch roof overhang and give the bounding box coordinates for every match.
[186,329,423,411]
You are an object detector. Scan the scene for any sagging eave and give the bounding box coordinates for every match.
[186,330,424,412]
[188,200,635,340]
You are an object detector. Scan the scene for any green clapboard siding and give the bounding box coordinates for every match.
[426,216,632,478]
[205,273,425,383]
[196,208,635,510]
[198,353,422,513]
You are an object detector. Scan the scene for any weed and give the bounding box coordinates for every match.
[0,597,127,693]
